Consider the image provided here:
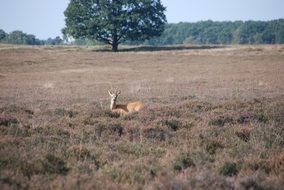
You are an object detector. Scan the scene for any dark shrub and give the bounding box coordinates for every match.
[161,119,183,131]
[237,113,251,124]
[219,162,239,176]
[0,115,18,126]
[143,127,171,141]
[41,154,69,175]
[20,155,69,178]
[109,124,124,137]
[173,153,195,171]
[209,116,234,127]
[54,108,78,118]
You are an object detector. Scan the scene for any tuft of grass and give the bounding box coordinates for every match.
[242,159,270,174]
[235,128,251,142]
[254,112,269,123]
[268,151,284,175]
[205,140,223,155]
[67,145,92,160]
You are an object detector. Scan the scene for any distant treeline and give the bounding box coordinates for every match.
[130,19,284,45]
[70,19,284,45]
[0,29,63,45]
[1,19,284,46]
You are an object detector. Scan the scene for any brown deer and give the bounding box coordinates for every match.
[108,90,145,116]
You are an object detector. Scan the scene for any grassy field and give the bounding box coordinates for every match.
[0,44,283,189]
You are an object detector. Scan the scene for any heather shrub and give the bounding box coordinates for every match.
[160,118,183,131]
[219,162,239,176]
[54,108,78,118]
[40,154,69,175]
[0,115,18,126]
[209,115,234,127]
[142,126,172,141]
[173,153,195,171]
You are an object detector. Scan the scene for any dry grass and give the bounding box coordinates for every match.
[0,44,284,189]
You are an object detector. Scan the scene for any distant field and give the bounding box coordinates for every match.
[0,45,283,189]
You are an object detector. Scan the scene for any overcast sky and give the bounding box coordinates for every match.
[0,0,284,39]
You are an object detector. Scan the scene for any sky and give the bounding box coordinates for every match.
[0,0,284,40]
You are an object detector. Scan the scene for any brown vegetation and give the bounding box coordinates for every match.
[0,44,283,189]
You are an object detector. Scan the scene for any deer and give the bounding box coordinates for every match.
[108,90,145,116]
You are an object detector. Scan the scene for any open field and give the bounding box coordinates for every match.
[0,44,284,189]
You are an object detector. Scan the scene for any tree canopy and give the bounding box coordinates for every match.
[63,0,167,51]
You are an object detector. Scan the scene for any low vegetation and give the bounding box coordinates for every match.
[0,97,283,189]
[0,45,283,189]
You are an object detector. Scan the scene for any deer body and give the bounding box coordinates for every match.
[108,90,144,116]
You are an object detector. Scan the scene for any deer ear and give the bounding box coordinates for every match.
[117,90,121,95]
[108,90,112,96]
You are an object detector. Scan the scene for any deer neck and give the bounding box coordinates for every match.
[110,99,117,110]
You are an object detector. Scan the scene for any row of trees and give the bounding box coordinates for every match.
[0,29,63,45]
[65,20,284,46]
[1,20,283,47]
[140,19,284,45]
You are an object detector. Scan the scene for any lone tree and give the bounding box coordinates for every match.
[64,0,167,52]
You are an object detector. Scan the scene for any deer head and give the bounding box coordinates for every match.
[108,90,121,109]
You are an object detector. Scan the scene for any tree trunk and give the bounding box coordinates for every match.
[111,33,119,52]
[112,42,118,52]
